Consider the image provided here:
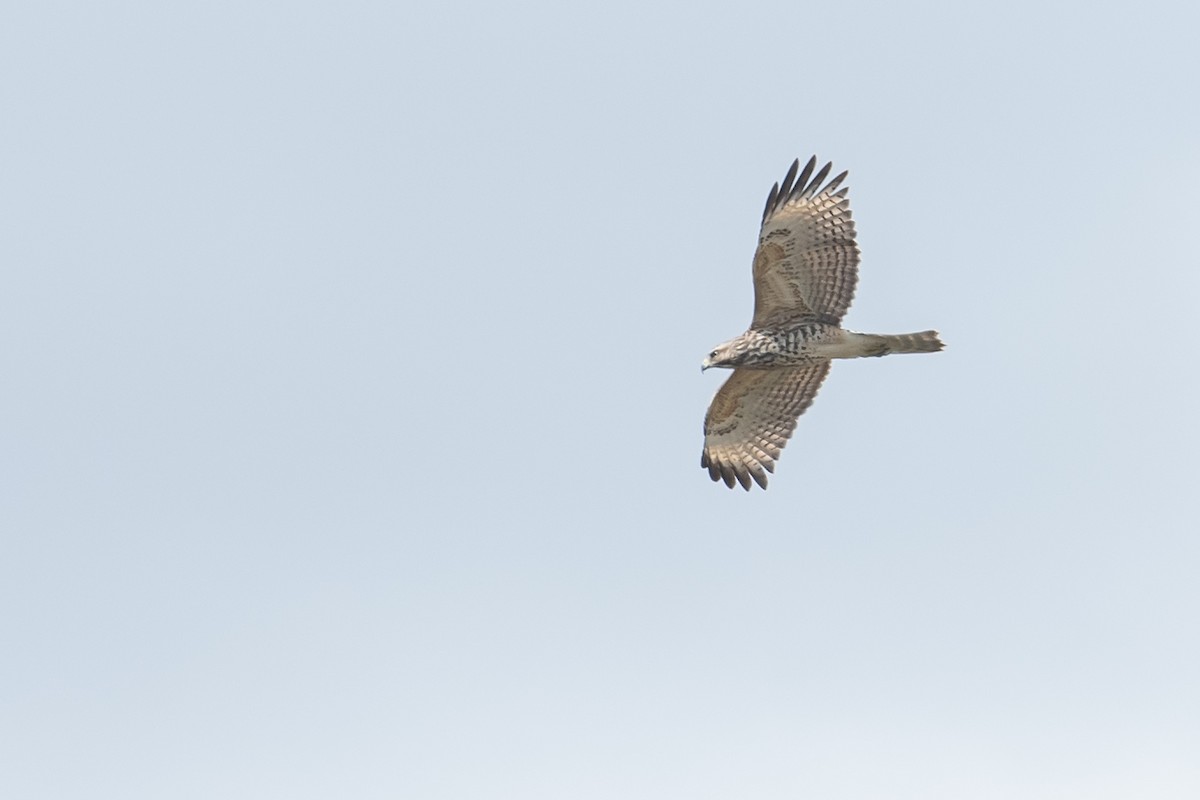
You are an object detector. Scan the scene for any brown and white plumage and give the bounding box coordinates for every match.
[752,156,859,328]
[701,156,943,491]
[701,361,830,490]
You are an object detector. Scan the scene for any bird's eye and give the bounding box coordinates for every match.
[709,350,718,359]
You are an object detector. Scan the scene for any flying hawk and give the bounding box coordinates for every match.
[701,156,943,490]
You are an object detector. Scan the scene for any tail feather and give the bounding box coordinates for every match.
[874,330,944,355]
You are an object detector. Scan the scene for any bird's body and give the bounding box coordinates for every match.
[701,156,943,490]
[706,323,942,367]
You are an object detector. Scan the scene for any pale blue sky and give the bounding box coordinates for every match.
[3,1,1199,798]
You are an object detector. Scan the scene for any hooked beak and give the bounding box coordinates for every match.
[700,357,711,372]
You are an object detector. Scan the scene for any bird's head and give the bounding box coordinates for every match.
[701,335,760,371]
[701,344,730,371]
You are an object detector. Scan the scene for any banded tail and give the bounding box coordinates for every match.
[870,330,944,355]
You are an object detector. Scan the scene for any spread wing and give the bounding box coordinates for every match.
[700,360,831,490]
[751,156,860,328]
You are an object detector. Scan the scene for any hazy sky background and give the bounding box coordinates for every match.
[3,1,1199,798]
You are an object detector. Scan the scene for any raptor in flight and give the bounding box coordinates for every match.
[701,156,943,490]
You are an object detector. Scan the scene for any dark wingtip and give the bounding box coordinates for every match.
[719,462,737,488]
[762,182,780,223]
[767,156,850,220]
[824,169,849,194]
[778,158,801,200]
[734,469,751,491]
[789,156,817,201]
[802,161,833,198]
